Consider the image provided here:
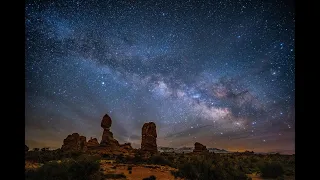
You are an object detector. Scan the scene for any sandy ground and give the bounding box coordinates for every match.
[248,173,295,180]
[100,162,183,180]
[25,161,43,170]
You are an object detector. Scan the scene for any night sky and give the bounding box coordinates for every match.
[25,0,295,154]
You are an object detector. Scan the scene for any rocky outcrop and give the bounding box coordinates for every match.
[61,133,87,152]
[120,143,133,150]
[193,142,209,153]
[25,145,29,152]
[141,122,157,154]
[100,114,120,147]
[87,137,99,147]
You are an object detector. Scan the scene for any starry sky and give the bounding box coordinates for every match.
[25,0,295,154]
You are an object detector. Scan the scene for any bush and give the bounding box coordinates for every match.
[104,173,126,179]
[25,156,102,180]
[171,156,250,180]
[149,155,172,166]
[142,175,156,180]
[127,165,133,170]
[259,161,284,178]
[132,153,143,164]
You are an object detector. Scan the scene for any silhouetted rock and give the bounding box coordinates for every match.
[193,142,209,153]
[101,129,120,147]
[100,114,120,147]
[244,150,254,155]
[141,122,157,154]
[25,145,29,152]
[87,137,99,147]
[61,133,87,152]
[101,114,112,129]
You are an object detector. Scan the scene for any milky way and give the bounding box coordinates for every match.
[25,0,295,154]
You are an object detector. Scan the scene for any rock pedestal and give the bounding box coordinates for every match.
[141,122,157,154]
[100,114,120,147]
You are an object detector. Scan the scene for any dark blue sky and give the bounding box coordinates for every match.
[25,0,295,154]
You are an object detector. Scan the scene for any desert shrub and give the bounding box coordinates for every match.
[26,150,61,163]
[104,173,126,179]
[142,175,156,180]
[25,157,102,180]
[132,153,144,164]
[127,165,133,170]
[102,153,110,159]
[259,161,284,178]
[129,170,132,174]
[284,168,294,176]
[171,156,250,180]
[149,155,172,166]
[116,154,124,163]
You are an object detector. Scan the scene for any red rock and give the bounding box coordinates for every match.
[100,129,120,147]
[100,114,120,148]
[101,114,112,129]
[87,137,99,147]
[120,143,133,150]
[61,133,87,152]
[141,122,157,154]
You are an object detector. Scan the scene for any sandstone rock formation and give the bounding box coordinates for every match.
[193,142,209,153]
[120,143,133,150]
[141,122,157,153]
[61,133,87,152]
[87,137,99,147]
[25,145,29,152]
[101,114,112,129]
[100,114,120,147]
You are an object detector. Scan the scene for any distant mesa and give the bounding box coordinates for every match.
[25,144,29,152]
[193,142,209,153]
[244,150,254,155]
[141,122,158,154]
[61,133,87,152]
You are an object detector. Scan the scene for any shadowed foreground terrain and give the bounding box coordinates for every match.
[25,149,295,180]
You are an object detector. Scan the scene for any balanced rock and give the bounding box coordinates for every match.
[193,142,209,153]
[100,114,120,147]
[61,133,87,152]
[141,122,157,153]
[87,137,99,147]
[101,114,112,129]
